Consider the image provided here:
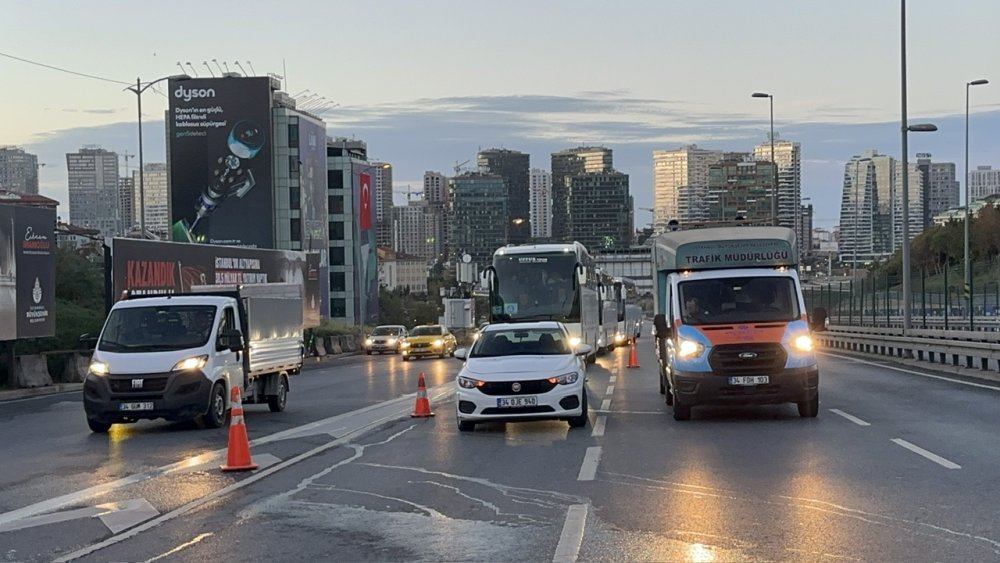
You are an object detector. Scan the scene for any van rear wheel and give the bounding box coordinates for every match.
[268,375,289,412]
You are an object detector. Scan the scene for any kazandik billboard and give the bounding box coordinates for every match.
[112,239,321,328]
[168,76,274,248]
[0,204,56,340]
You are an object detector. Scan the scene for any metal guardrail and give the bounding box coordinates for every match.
[817,325,1000,376]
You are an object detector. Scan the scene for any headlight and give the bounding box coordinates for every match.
[614,333,625,342]
[400,341,410,348]
[792,334,814,352]
[677,339,705,359]
[388,338,397,345]
[569,337,581,347]
[89,361,110,376]
[547,372,579,385]
[458,376,486,389]
[433,339,443,347]
[365,338,373,346]
[171,355,208,372]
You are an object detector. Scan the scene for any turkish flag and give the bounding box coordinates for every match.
[359,173,372,231]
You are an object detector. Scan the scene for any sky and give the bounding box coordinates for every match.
[3,0,1000,230]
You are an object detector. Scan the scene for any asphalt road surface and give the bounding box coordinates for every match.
[2,337,999,562]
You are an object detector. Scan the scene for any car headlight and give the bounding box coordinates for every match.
[171,355,209,372]
[792,334,814,352]
[677,339,705,359]
[614,333,625,342]
[458,376,486,389]
[89,360,110,376]
[400,341,410,348]
[569,337,581,347]
[388,338,397,345]
[365,338,373,346]
[547,372,579,385]
[433,339,443,347]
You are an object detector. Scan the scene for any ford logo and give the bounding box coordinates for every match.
[511,382,522,393]
[738,352,758,360]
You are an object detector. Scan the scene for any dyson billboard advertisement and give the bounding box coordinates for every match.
[168,77,273,248]
[0,204,56,340]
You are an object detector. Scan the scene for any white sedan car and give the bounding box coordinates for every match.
[454,321,593,432]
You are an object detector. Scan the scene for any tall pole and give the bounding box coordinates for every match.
[900,0,911,333]
[964,78,989,330]
[136,77,146,237]
[769,97,777,227]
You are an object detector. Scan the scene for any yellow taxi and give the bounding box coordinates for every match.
[401,324,458,360]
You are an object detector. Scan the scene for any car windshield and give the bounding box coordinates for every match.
[679,276,799,325]
[409,326,442,337]
[372,327,402,336]
[98,305,217,353]
[470,327,569,357]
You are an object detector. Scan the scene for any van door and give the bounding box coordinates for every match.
[216,306,244,393]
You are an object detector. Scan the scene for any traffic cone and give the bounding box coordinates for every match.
[627,340,640,369]
[411,373,435,418]
[221,386,258,472]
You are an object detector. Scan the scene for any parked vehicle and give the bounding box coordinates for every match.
[453,321,593,431]
[82,283,304,433]
[364,325,408,354]
[400,324,458,360]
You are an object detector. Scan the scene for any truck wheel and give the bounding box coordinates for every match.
[366,350,372,355]
[87,418,112,433]
[659,372,666,394]
[797,394,819,418]
[201,383,229,429]
[268,375,289,412]
[672,402,691,421]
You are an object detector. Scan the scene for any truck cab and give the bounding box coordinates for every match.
[652,227,819,421]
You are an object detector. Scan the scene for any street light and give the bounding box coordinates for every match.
[964,78,989,331]
[125,74,190,237]
[751,92,777,226]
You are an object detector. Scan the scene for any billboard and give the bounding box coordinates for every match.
[112,239,321,328]
[297,116,330,318]
[0,204,56,340]
[352,165,379,325]
[168,77,274,248]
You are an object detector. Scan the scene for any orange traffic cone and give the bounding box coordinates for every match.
[627,339,640,369]
[411,373,435,418]
[221,386,258,472]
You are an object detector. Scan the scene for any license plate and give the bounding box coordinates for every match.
[728,376,769,386]
[119,402,154,411]
[497,396,538,408]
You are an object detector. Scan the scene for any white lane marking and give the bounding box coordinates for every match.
[0,390,80,404]
[600,399,611,410]
[820,351,1000,392]
[143,532,213,563]
[577,446,602,481]
[0,383,454,532]
[605,385,614,396]
[829,409,871,427]
[553,503,589,563]
[591,415,607,437]
[891,438,962,469]
[0,498,159,535]
[173,453,282,475]
[609,375,617,383]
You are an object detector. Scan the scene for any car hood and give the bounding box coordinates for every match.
[462,355,580,379]
[406,335,446,343]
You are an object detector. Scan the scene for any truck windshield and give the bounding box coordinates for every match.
[679,276,799,325]
[98,305,217,353]
[492,253,578,322]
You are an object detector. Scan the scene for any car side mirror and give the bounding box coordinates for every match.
[454,348,467,361]
[79,333,98,352]
[218,329,244,352]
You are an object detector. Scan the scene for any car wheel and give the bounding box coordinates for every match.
[366,350,372,355]
[672,401,691,421]
[457,417,476,432]
[797,393,819,418]
[568,392,589,428]
[659,372,666,394]
[87,418,112,433]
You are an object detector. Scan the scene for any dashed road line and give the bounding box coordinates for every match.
[605,385,614,395]
[553,504,588,563]
[891,438,962,469]
[829,409,871,426]
[577,447,602,481]
[600,399,611,410]
[591,416,606,437]
[609,375,617,383]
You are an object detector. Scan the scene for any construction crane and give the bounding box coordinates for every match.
[454,159,470,175]
[393,186,423,203]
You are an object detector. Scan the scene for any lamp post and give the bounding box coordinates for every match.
[125,74,189,237]
[899,0,938,333]
[964,78,989,330]
[751,92,777,226]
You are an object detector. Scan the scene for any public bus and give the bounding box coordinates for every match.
[483,242,612,362]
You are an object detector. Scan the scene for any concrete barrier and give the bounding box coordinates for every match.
[63,353,91,383]
[314,338,327,357]
[16,355,53,388]
[343,336,358,352]
[329,337,343,355]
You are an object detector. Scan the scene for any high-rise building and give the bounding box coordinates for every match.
[969,165,1000,202]
[478,148,530,243]
[551,147,612,241]
[449,172,507,264]
[529,168,552,239]
[753,138,802,238]
[0,146,39,195]
[652,145,723,230]
[118,176,134,234]
[132,163,170,237]
[392,202,441,262]
[424,171,449,204]
[422,171,449,261]
[67,146,120,237]
[566,171,632,251]
[799,204,813,257]
[372,162,393,248]
[705,156,775,225]
[916,154,958,227]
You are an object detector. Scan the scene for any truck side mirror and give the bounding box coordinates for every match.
[811,307,828,332]
[653,314,669,338]
[78,334,98,351]
[218,329,245,352]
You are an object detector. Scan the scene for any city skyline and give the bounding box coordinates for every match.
[3,1,1000,230]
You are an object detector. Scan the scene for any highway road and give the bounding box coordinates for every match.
[1,336,999,562]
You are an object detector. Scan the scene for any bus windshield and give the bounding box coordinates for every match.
[491,253,579,322]
[678,276,799,325]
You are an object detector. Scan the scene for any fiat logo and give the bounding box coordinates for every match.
[511,382,522,393]
[738,352,758,360]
